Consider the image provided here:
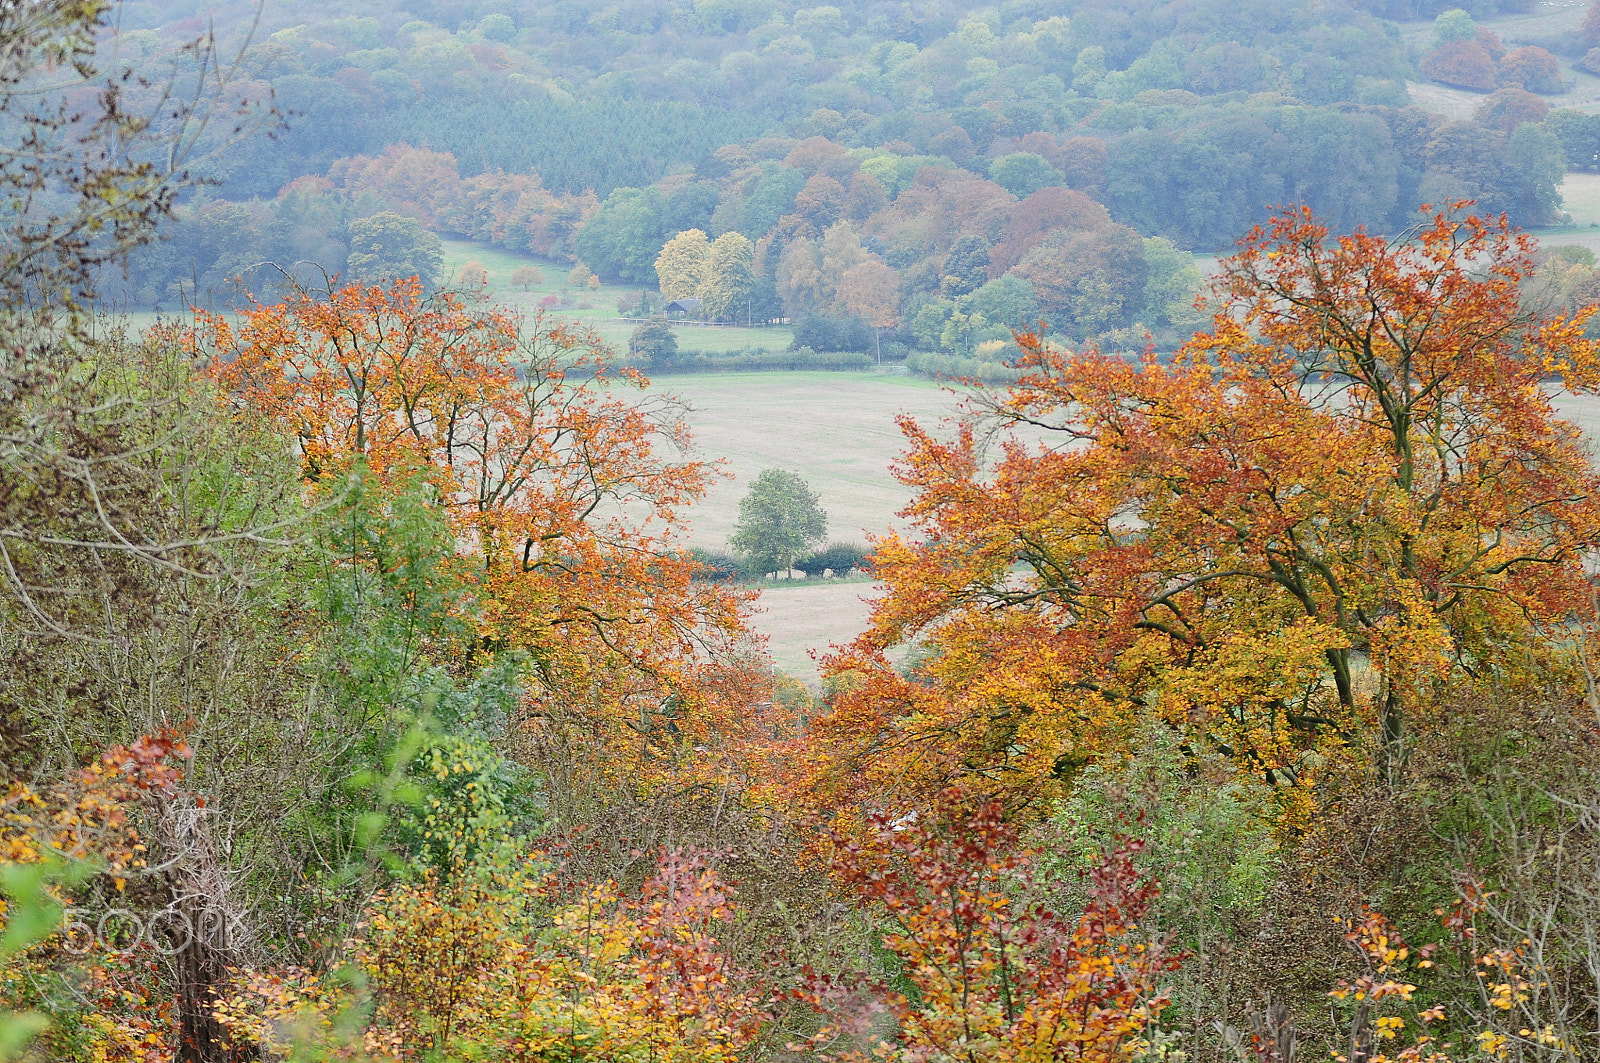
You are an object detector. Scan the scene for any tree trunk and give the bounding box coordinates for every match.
[157,797,250,1063]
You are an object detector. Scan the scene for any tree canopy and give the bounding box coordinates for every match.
[729,469,828,576]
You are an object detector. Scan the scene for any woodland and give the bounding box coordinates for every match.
[98,0,1590,375]
[9,1,1600,1063]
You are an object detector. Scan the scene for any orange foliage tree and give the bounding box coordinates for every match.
[194,279,766,791]
[797,207,1600,823]
[1421,41,1498,92]
[809,796,1176,1063]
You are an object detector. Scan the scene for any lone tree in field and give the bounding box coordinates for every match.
[731,469,827,576]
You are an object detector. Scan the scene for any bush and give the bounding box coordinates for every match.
[798,541,871,575]
[628,319,677,367]
[688,548,746,582]
[790,312,874,353]
[616,290,661,318]
[905,348,1026,385]
[651,346,873,373]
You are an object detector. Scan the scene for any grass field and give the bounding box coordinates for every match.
[647,370,1052,684]
[1400,2,1600,122]
[438,238,793,355]
[649,370,958,552]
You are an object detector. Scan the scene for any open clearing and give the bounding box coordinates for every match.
[654,370,962,550]
[657,370,975,683]
[651,370,1052,684]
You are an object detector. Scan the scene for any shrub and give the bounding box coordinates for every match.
[790,312,874,353]
[616,289,660,317]
[628,319,677,367]
[798,541,870,575]
[689,548,745,582]
[651,346,873,373]
[905,348,1026,385]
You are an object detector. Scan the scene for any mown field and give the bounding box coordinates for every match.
[654,370,971,682]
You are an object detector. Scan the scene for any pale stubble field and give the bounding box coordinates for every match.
[655,370,971,682]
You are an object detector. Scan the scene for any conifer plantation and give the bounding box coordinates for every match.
[7,2,1600,1062]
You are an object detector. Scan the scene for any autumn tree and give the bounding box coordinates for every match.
[700,232,756,321]
[1474,88,1549,136]
[836,258,901,360]
[656,228,712,301]
[333,143,462,229]
[1421,39,1497,91]
[1013,223,1148,337]
[785,173,846,237]
[987,187,1112,277]
[220,850,770,1061]
[1498,46,1563,94]
[195,278,762,794]
[811,796,1177,1063]
[454,258,490,288]
[799,207,1600,821]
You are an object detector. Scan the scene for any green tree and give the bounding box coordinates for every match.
[1507,122,1568,224]
[939,235,991,296]
[575,187,666,283]
[1434,8,1476,44]
[346,212,444,289]
[967,275,1039,331]
[989,152,1065,198]
[479,13,516,40]
[1140,236,1204,331]
[628,319,678,367]
[729,469,827,577]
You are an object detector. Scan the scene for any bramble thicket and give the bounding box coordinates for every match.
[8,2,1600,1063]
